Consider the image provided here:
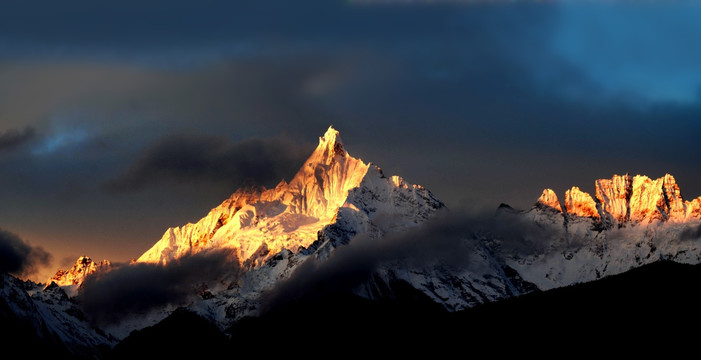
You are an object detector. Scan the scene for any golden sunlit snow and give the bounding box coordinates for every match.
[137,127,371,266]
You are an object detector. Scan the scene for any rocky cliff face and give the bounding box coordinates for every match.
[564,186,600,219]
[48,256,111,287]
[538,173,701,225]
[662,174,687,221]
[595,174,632,223]
[536,189,562,212]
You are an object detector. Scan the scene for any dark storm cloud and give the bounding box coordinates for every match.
[0,228,52,276]
[4,2,696,173]
[0,0,488,56]
[0,127,35,152]
[0,59,337,134]
[79,249,240,325]
[105,134,313,192]
[260,209,563,312]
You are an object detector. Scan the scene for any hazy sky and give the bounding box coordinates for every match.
[2,0,701,281]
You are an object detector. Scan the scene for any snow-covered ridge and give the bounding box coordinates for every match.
[1,273,116,355]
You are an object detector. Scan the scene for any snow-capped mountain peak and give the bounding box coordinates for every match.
[284,125,370,220]
[47,256,111,287]
[136,126,373,266]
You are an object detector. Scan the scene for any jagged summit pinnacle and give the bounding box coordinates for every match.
[321,125,343,147]
[314,125,347,161]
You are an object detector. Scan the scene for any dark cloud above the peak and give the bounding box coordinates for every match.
[105,134,313,192]
[0,228,52,276]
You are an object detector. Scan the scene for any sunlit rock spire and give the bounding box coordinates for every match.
[595,174,633,223]
[564,187,600,219]
[47,256,111,287]
[536,189,562,212]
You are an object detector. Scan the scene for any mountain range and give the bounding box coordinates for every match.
[3,126,701,357]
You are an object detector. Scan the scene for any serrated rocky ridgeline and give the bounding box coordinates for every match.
[537,173,701,225]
